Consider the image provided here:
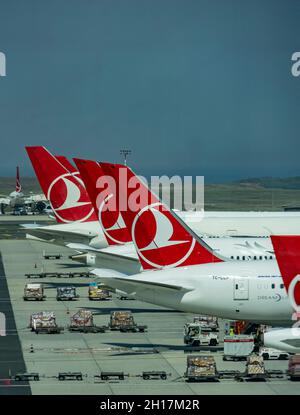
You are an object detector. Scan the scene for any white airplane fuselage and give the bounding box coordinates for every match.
[25,211,300,250]
[96,261,294,325]
[182,211,300,237]
[27,223,277,274]
[263,328,300,352]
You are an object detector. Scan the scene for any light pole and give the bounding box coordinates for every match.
[120,149,132,166]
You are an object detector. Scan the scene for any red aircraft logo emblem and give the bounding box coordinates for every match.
[47,173,94,223]
[98,193,129,245]
[132,203,195,268]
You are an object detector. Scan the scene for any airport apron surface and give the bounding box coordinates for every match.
[0,253,31,395]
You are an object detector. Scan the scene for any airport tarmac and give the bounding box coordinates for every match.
[0,214,54,222]
[0,223,299,394]
[0,215,54,240]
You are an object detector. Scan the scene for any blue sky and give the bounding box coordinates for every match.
[0,0,299,182]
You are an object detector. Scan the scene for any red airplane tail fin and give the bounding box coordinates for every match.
[16,166,21,193]
[55,155,78,174]
[100,163,223,270]
[73,158,131,245]
[25,146,96,224]
[271,235,300,310]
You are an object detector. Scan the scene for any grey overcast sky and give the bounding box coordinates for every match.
[0,0,299,181]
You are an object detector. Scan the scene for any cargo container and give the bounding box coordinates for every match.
[288,355,300,380]
[23,283,46,301]
[68,309,106,333]
[223,335,254,361]
[109,311,147,332]
[185,355,218,381]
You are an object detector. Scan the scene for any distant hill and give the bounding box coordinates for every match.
[0,175,300,211]
[0,177,41,195]
[1,175,300,193]
[235,177,300,190]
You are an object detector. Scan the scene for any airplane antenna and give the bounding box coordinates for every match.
[120,149,132,166]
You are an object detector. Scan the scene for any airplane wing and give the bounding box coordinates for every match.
[0,198,11,205]
[24,226,98,244]
[23,224,140,273]
[89,248,140,275]
[65,243,138,260]
[91,269,128,278]
[65,242,140,275]
[91,271,194,294]
[65,243,102,253]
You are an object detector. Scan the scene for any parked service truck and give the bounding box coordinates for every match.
[23,283,46,301]
[193,316,218,331]
[259,347,289,360]
[184,322,219,346]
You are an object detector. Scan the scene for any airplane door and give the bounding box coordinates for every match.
[226,229,238,236]
[234,278,249,300]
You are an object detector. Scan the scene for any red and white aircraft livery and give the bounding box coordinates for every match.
[15,166,22,193]
[25,147,276,268]
[262,236,300,352]
[24,146,108,249]
[73,158,131,246]
[73,158,280,271]
[26,147,97,224]
[0,165,45,208]
[91,163,297,328]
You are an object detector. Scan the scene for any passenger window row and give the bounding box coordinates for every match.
[230,255,273,260]
[257,283,285,289]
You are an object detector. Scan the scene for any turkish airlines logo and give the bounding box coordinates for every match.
[288,274,300,315]
[16,167,21,193]
[16,180,22,193]
[98,193,130,244]
[132,202,196,268]
[47,173,94,223]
